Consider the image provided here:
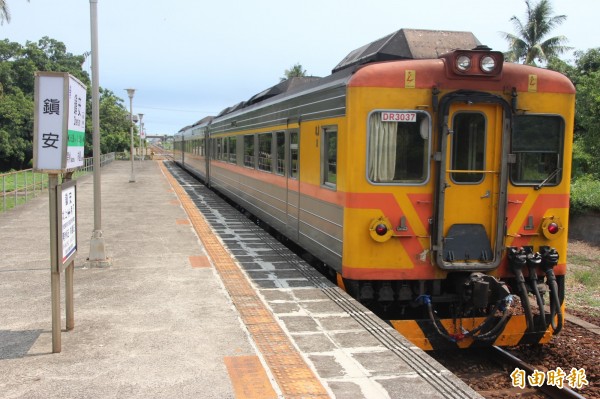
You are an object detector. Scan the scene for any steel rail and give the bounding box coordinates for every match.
[490,345,587,399]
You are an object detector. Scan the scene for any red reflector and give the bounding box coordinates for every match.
[375,224,388,236]
[547,222,559,234]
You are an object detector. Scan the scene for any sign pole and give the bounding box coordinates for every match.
[49,174,61,353]
[33,72,84,353]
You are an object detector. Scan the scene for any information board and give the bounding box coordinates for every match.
[33,72,87,172]
[61,184,77,264]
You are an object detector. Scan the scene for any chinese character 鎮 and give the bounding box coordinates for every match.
[43,98,60,115]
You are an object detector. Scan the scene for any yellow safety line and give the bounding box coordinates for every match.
[159,162,330,398]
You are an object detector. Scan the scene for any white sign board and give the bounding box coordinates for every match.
[33,72,87,172]
[34,74,65,171]
[61,184,77,264]
[67,77,86,169]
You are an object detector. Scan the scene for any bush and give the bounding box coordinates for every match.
[570,175,600,214]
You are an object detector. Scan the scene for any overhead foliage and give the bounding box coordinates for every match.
[557,49,600,179]
[501,0,571,65]
[280,63,307,82]
[0,37,133,171]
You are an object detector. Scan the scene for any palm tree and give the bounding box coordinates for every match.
[0,0,10,24]
[280,63,306,81]
[501,0,571,65]
[1,0,29,25]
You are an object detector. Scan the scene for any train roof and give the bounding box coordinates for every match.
[332,28,481,74]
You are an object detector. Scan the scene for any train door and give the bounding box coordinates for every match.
[434,93,510,270]
[286,130,300,239]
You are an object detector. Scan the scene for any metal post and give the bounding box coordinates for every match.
[138,113,144,162]
[65,261,74,330]
[87,0,111,268]
[126,88,136,182]
[49,174,61,353]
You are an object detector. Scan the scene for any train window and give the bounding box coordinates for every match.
[228,136,237,163]
[244,135,255,168]
[258,133,273,172]
[289,132,299,179]
[217,138,224,160]
[511,115,563,185]
[451,112,486,183]
[322,126,337,188]
[368,111,430,184]
[275,132,285,175]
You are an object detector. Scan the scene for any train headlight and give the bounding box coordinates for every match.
[480,56,496,73]
[456,55,471,71]
[369,217,393,242]
[541,216,564,240]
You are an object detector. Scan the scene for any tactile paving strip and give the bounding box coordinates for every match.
[159,162,330,398]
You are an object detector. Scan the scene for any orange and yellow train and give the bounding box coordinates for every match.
[174,29,575,350]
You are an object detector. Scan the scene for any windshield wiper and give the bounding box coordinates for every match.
[534,168,561,191]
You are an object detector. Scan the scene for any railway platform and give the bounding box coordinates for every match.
[0,159,482,399]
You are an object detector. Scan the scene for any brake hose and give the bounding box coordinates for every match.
[541,247,563,334]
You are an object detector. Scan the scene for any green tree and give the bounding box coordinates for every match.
[97,88,135,154]
[501,0,571,65]
[280,63,306,81]
[548,49,600,180]
[0,87,33,169]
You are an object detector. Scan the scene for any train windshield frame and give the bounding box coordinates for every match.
[510,114,565,187]
[367,110,431,185]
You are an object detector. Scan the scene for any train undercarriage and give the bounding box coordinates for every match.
[340,246,565,349]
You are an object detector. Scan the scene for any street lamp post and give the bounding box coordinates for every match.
[126,88,135,182]
[86,0,111,268]
[138,113,144,162]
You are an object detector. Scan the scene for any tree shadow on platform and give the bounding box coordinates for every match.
[0,329,43,359]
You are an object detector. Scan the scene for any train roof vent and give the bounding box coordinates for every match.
[331,28,481,73]
[246,76,322,106]
[192,116,213,127]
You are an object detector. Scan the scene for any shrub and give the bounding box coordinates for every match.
[570,175,600,214]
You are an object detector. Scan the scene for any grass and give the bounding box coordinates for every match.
[566,241,600,317]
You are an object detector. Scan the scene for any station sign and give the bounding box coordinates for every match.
[59,181,77,268]
[33,72,87,173]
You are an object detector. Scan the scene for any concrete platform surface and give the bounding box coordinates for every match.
[0,161,258,399]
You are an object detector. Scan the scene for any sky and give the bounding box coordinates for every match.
[2,0,597,136]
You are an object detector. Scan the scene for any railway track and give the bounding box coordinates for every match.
[433,318,598,399]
